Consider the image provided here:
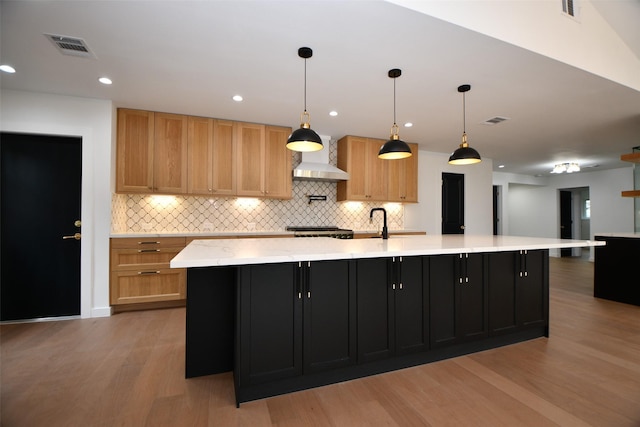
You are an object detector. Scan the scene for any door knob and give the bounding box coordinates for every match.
[460,225,465,230]
[74,220,82,228]
[62,233,81,240]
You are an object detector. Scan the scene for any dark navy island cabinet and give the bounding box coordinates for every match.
[185,251,550,406]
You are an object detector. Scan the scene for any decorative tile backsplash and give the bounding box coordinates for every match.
[111,140,404,234]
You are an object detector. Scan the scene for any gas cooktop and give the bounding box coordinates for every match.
[286,226,354,239]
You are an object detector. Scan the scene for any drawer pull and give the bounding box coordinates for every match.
[138,271,160,275]
[138,241,160,245]
[138,249,161,253]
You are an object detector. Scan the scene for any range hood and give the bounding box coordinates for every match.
[292,135,349,181]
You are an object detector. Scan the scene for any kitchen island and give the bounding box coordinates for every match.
[594,233,640,306]
[171,235,603,406]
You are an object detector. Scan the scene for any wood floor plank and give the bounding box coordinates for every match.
[2,256,639,426]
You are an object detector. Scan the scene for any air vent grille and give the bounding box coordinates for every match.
[482,116,509,125]
[45,34,96,58]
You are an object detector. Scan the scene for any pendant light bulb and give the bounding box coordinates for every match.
[449,84,481,165]
[378,69,412,160]
[287,47,323,152]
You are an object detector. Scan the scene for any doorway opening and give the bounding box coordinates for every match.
[559,187,591,258]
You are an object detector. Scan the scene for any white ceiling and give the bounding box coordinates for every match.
[1,0,639,176]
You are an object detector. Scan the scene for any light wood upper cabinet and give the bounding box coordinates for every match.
[337,136,418,203]
[116,109,187,194]
[236,123,293,199]
[154,113,188,194]
[265,126,293,199]
[116,109,154,193]
[117,109,291,199]
[337,136,389,201]
[388,143,418,203]
[236,122,266,197]
[187,117,236,195]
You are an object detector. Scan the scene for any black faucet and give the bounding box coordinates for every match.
[369,208,388,239]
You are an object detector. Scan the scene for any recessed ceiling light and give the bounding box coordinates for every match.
[232,95,243,102]
[404,122,413,128]
[498,164,505,168]
[98,77,112,85]
[0,65,16,73]
[329,111,338,117]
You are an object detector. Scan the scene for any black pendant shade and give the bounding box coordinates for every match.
[449,84,481,165]
[378,69,412,160]
[287,47,323,152]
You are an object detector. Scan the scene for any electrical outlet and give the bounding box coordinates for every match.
[141,223,152,230]
[247,222,256,231]
[202,222,214,231]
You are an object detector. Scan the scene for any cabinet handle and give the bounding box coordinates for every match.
[138,241,160,245]
[459,277,463,284]
[399,282,403,290]
[307,291,311,299]
[138,271,160,275]
[138,249,160,253]
[392,283,396,290]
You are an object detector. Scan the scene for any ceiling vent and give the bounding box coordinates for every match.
[45,34,96,58]
[482,116,509,126]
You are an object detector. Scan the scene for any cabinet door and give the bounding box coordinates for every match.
[356,257,394,363]
[264,126,292,199]
[337,136,368,201]
[238,263,302,385]
[387,143,418,203]
[187,116,214,194]
[366,138,389,201]
[487,251,518,336]
[429,254,457,348]
[154,113,188,193]
[212,120,236,195]
[116,109,154,193]
[394,256,429,355]
[236,122,266,196]
[457,253,488,341]
[303,260,356,374]
[517,250,548,330]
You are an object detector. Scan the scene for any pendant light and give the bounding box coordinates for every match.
[449,84,481,165]
[286,47,323,152]
[378,68,412,160]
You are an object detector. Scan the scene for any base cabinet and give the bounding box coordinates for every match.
[356,256,429,364]
[429,253,487,348]
[235,260,356,395]
[487,250,548,336]
[185,250,550,406]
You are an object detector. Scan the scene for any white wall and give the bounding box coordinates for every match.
[387,0,640,92]
[494,167,634,258]
[405,149,494,235]
[1,89,114,318]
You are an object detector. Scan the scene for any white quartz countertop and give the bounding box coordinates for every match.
[595,233,640,239]
[170,234,605,268]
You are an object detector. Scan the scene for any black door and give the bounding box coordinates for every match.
[1,132,82,321]
[442,172,465,234]
[560,190,572,256]
[493,185,499,235]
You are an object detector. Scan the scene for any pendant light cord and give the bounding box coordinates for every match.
[462,91,466,133]
[393,76,397,126]
[303,57,307,113]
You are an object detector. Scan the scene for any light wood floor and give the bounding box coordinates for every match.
[2,257,639,427]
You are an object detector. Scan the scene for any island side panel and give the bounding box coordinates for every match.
[594,236,640,306]
[185,266,235,378]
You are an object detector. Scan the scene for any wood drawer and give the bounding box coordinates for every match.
[110,236,186,249]
[111,247,183,270]
[110,268,186,305]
